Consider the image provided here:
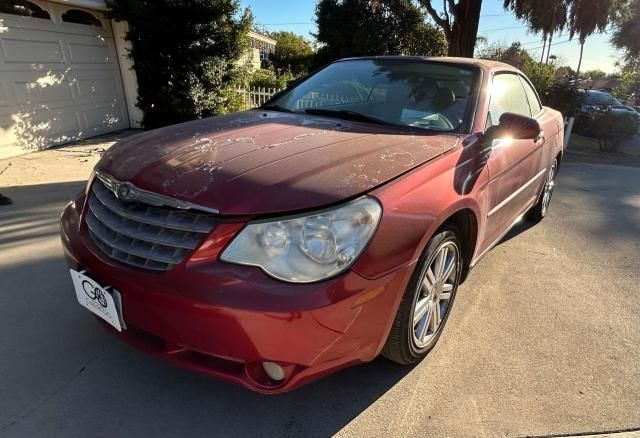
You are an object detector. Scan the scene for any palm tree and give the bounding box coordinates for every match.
[540,33,548,63]
[576,39,585,76]
[568,0,615,76]
[504,0,567,64]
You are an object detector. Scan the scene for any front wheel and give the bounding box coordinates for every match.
[528,159,558,222]
[382,227,462,365]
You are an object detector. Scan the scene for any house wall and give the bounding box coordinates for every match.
[238,48,262,72]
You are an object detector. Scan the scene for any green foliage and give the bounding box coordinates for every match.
[612,0,640,60]
[314,0,447,67]
[541,82,584,116]
[106,0,251,129]
[614,59,640,102]
[268,31,314,75]
[248,68,294,90]
[591,110,639,151]
[521,58,556,96]
[581,69,608,79]
[477,41,531,69]
[504,0,567,38]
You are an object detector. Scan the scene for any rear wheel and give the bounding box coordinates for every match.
[528,159,558,222]
[382,227,462,365]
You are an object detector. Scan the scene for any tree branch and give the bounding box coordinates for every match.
[442,0,450,28]
[446,0,458,20]
[418,0,451,33]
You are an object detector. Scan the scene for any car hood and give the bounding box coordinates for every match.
[97,110,459,215]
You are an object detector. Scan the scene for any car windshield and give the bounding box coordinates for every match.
[584,91,622,106]
[266,59,479,133]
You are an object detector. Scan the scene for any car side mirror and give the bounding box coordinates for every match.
[487,112,541,140]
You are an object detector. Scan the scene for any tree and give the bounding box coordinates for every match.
[269,31,314,75]
[503,0,619,76]
[107,0,251,129]
[581,69,608,79]
[417,0,482,57]
[567,0,617,76]
[314,0,447,67]
[503,0,567,64]
[612,0,640,60]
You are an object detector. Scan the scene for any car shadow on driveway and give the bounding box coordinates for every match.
[0,181,417,438]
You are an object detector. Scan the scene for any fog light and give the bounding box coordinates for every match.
[262,361,285,381]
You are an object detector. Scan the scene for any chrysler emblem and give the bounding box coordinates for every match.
[115,183,131,201]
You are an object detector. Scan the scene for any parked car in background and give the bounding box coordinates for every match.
[575,89,640,136]
[61,57,564,393]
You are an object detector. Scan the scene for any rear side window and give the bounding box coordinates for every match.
[520,77,542,115]
[487,73,531,127]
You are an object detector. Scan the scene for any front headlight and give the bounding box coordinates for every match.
[220,197,382,283]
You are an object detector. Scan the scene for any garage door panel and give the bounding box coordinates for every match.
[82,104,127,135]
[0,114,16,145]
[0,82,9,107]
[11,107,83,149]
[0,37,64,64]
[14,79,74,105]
[76,77,119,103]
[1,69,75,107]
[0,14,59,33]
[68,41,112,64]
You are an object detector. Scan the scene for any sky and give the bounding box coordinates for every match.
[240,0,623,73]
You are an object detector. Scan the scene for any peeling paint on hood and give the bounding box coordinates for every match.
[97,110,459,215]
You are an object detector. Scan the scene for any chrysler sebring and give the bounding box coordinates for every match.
[61,57,564,393]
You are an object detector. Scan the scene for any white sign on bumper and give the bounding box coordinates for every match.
[70,269,124,332]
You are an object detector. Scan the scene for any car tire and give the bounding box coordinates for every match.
[527,158,558,222]
[382,226,462,365]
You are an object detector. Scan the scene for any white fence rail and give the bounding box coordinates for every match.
[237,87,366,111]
[237,87,281,109]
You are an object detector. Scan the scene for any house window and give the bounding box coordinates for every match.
[61,9,102,27]
[0,0,51,19]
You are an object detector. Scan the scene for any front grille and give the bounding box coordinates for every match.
[86,179,217,271]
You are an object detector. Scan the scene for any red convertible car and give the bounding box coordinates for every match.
[61,57,564,393]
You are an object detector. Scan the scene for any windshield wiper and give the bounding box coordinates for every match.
[304,108,392,126]
[261,104,296,113]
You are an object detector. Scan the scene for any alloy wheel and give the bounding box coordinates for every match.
[541,162,557,217]
[411,241,459,349]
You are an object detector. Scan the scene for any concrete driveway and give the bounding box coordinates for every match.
[1,138,639,437]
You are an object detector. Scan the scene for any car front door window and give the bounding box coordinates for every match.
[487,73,532,127]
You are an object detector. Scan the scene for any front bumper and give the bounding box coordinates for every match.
[60,192,414,393]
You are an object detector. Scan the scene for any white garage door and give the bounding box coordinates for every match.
[0,0,129,157]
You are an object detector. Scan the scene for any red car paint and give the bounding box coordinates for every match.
[60,57,564,393]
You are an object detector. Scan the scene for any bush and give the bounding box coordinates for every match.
[591,110,639,151]
[540,82,584,117]
[521,59,555,97]
[248,69,294,90]
[107,0,251,129]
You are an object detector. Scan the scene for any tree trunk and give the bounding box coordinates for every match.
[446,0,483,57]
[540,34,547,63]
[576,40,585,77]
[545,32,553,64]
